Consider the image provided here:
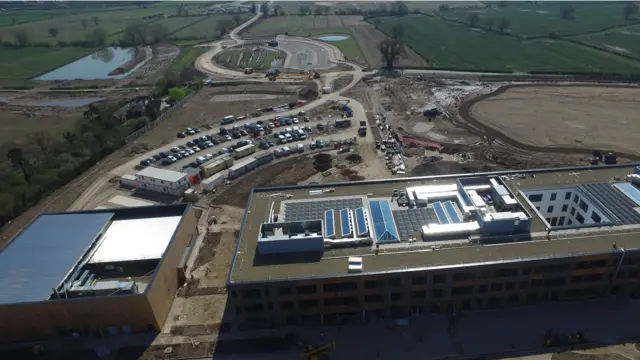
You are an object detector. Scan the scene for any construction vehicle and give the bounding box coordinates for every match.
[301,342,335,360]
[267,39,278,47]
[244,68,253,74]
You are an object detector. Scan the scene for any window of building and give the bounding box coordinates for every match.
[431,289,443,297]
[244,303,264,313]
[388,278,402,287]
[325,297,358,307]
[562,204,568,212]
[451,286,473,296]
[558,217,565,226]
[565,192,572,200]
[536,206,541,211]
[280,301,294,310]
[491,283,504,291]
[579,200,589,213]
[278,287,291,296]
[365,294,384,303]
[544,277,566,287]
[591,212,602,223]
[365,280,380,289]
[550,193,557,201]
[576,213,585,224]
[506,295,519,304]
[519,281,529,289]
[411,276,427,285]
[547,205,554,213]
[506,282,515,290]
[522,268,532,275]
[299,299,318,308]
[531,279,542,288]
[296,285,317,295]
[573,195,579,204]
[478,284,488,293]
[545,218,551,223]
[494,268,518,278]
[525,293,538,304]
[568,219,573,225]
[529,194,543,202]
[391,292,404,301]
[241,289,262,299]
[550,217,558,226]
[411,290,427,299]
[323,282,357,293]
[433,274,446,284]
[570,207,576,216]
[452,272,475,281]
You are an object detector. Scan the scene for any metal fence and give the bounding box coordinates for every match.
[124,90,200,143]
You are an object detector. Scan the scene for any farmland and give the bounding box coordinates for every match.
[441,2,640,37]
[377,15,640,74]
[575,24,640,59]
[171,14,253,40]
[316,31,366,65]
[169,46,208,74]
[0,46,93,81]
[243,15,363,36]
[275,1,482,15]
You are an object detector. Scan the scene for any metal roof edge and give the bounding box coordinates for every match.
[227,188,256,287]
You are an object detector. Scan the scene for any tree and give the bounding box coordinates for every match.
[394,1,409,16]
[148,23,169,44]
[468,12,480,27]
[6,148,31,184]
[560,5,575,19]
[624,2,638,20]
[373,18,382,30]
[251,2,257,14]
[216,19,235,35]
[12,29,29,47]
[176,5,185,16]
[378,3,387,13]
[168,87,187,101]
[485,18,495,30]
[48,27,59,37]
[314,7,323,16]
[87,28,107,46]
[92,16,99,26]
[233,15,242,26]
[81,19,87,29]
[391,23,404,40]
[497,17,511,33]
[275,4,282,16]
[548,31,559,39]
[323,7,330,16]
[438,4,449,11]
[260,2,269,15]
[122,21,148,45]
[299,6,310,16]
[378,39,406,69]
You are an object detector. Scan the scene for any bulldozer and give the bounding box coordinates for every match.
[301,342,335,360]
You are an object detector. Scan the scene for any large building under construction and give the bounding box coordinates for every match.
[227,165,640,330]
[0,204,197,342]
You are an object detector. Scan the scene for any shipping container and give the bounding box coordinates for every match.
[201,157,233,178]
[202,173,225,191]
[228,157,258,180]
[233,144,256,159]
[256,152,274,165]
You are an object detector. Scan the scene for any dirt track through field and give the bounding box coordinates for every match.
[458,84,640,160]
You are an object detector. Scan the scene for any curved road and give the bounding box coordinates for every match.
[70,12,372,210]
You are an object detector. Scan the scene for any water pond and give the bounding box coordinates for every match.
[0,97,105,108]
[317,35,349,41]
[36,47,140,81]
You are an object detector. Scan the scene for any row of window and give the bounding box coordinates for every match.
[528,191,573,203]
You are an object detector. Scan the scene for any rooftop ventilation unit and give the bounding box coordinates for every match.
[348,256,363,273]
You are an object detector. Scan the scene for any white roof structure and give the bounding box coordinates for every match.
[89,216,182,264]
[136,167,188,183]
[108,195,155,208]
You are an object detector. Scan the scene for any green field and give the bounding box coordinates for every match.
[171,14,252,40]
[215,48,285,70]
[168,46,208,74]
[0,46,92,81]
[575,24,640,58]
[244,15,362,36]
[317,31,366,65]
[441,2,639,37]
[378,15,640,74]
[275,1,481,14]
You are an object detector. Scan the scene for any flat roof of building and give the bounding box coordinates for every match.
[229,164,640,285]
[0,204,189,306]
[137,167,188,183]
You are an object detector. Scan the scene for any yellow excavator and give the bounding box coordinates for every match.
[301,342,336,360]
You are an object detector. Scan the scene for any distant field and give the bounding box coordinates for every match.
[276,1,482,14]
[214,47,285,70]
[0,46,92,81]
[441,2,639,37]
[317,31,366,66]
[575,24,640,58]
[244,15,363,36]
[378,15,640,74]
[172,14,252,40]
[168,46,208,74]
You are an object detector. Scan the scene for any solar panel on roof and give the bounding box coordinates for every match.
[355,208,368,236]
[580,183,640,225]
[324,209,335,238]
[340,208,352,237]
[369,200,400,243]
[433,202,450,225]
[444,201,461,223]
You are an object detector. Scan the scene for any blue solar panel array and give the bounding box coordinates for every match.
[444,201,462,223]
[614,183,640,206]
[369,200,400,243]
[355,207,368,236]
[579,183,640,225]
[284,198,363,222]
[340,209,352,237]
[432,202,449,225]
[324,209,335,238]
[0,212,114,305]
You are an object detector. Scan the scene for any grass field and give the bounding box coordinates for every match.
[171,14,252,40]
[441,2,639,37]
[575,24,640,58]
[244,15,363,36]
[276,1,481,14]
[168,46,208,74]
[215,48,285,70]
[378,15,640,74]
[0,46,93,81]
[317,30,366,65]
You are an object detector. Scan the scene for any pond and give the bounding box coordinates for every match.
[36,47,141,81]
[317,35,349,41]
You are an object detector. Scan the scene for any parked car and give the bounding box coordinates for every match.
[168,156,177,163]
[193,127,201,133]
[191,146,200,153]
[186,141,195,147]
[224,135,233,141]
[205,153,214,160]
[293,118,299,124]
[171,147,180,153]
[139,160,151,167]
[153,154,162,161]
[159,152,169,158]
[161,159,172,165]
[177,132,186,138]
